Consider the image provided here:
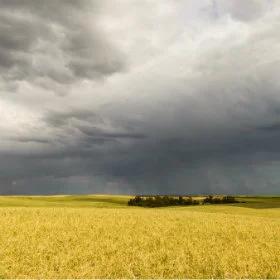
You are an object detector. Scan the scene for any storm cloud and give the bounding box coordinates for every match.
[0,0,280,194]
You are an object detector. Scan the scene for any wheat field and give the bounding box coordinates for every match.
[0,196,279,278]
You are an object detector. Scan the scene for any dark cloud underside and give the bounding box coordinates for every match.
[0,0,280,194]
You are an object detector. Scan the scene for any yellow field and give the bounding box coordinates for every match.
[0,196,279,278]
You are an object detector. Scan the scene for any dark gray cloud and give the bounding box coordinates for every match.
[0,0,280,195]
[256,123,280,132]
[0,0,125,90]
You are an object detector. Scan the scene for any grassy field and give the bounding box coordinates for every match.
[0,195,279,278]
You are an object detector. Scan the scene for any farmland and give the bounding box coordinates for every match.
[0,195,279,278]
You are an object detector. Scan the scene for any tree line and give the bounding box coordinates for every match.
[128,195,239,207]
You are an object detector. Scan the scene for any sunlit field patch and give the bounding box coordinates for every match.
[0,196,279,278]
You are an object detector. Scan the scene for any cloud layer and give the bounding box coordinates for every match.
[0,0,280,194]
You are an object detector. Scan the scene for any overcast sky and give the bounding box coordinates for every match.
[0,0,280,195]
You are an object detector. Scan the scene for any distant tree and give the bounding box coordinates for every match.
[128,195,201,207]
[203,195,238,204]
